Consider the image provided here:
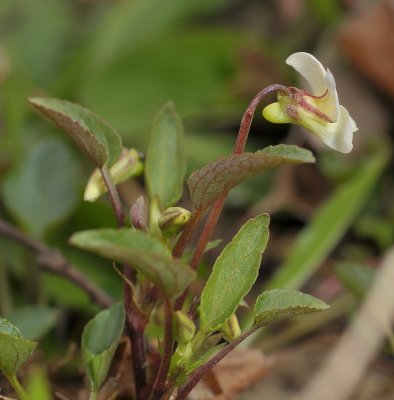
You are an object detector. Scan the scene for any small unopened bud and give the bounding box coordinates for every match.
[84,148,143,202]
[220,313,241,342]
[158,207,191,238]
[130,196,146,230]
[173,311,196,344]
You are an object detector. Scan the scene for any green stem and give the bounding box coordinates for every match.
[89,391,98,400]
[7,374,27,400]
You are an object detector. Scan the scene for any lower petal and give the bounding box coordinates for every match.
[302,106,356,153]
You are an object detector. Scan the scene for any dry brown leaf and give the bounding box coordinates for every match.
[191,349,271,400]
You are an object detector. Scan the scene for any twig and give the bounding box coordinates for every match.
[0,218,112,308]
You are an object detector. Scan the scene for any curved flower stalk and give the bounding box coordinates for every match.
[263,52,357,153]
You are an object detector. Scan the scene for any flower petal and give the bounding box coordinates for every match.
[286,52,327,96]
[262,102,293,124]
[323,69,339,120]
[287,53,339,121]
[301,105,357,153]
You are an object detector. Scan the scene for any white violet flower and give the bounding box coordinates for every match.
[263,52,357,153]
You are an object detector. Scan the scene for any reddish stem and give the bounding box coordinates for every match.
[174,327,258,400]
[100,166,125,227]
[193,85,285,267]
[148,298,174,400]
[190,196,226,270]
[175,84,285,311]
[233,84,286,154]
[100,166,147,398]
[174,197,226,311]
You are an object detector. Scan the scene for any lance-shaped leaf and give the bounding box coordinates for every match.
[200,214,270,333]
[70,229,195,298]
[0,318,37,377]
[145,102,185,208]
[82,303,125,394]
[188,144,314,212]
[253,289,329,328]
[28,97,122,168]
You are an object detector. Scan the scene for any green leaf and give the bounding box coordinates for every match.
[0,318,37,377]
[335,263,375,299]
[145,102,185,208]
[200,214,270,333]
[71,228,171,257]
[2,138,83,237]
[253,289,329,328]
[70,229,196,298]
[7,306,59,340]
[188,145,314,212]
[28,97,122,168]
[267,149,389,290]
[82,303,125,393]
[0,318,21,337]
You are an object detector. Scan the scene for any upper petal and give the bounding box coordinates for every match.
[286,53,339,121]
[286,52,327,96]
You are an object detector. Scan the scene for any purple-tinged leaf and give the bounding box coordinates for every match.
[188,145,314,212]
[29,97,122,167]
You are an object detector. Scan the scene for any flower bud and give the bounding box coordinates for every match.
[130,196,146,230]
[158,207,191,238]
[220,313,241,342]
[84,148,143,202]
[173,311,196,344]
